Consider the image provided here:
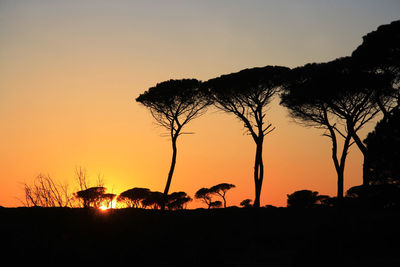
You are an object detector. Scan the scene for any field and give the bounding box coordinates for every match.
[1,207,400,266]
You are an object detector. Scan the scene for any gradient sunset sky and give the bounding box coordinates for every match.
[1,0,399,208]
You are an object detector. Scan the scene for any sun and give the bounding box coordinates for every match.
[99,205,110,211]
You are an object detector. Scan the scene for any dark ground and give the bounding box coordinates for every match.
[1,207,400,267]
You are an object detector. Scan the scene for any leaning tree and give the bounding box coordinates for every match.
[281,57,390,198]
[136,79,209,209]
[205,66,290,207]
[209,183,235,208]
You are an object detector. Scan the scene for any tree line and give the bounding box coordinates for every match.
[22,167,238,209]
[136,20,400,208]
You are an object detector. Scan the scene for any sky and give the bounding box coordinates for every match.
[0,0,399,208]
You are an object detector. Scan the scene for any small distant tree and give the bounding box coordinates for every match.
[240,199,252,208]
[209,183,235,208]
[142,191,164,209]
[117,187,151,208]
[286,190,327,208]
[75,187,106,208]
[136,79,209,210]
[195,188,214,209]
[166,192,192,210]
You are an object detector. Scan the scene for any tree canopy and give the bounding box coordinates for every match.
[352,19,400,116]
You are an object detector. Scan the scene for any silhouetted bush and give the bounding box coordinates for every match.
[75,187,107,208]
[287,190,328,208]
[240,199,252,208]
[346,184,400,208]
[117,187,151,208]
[166,191,192,210]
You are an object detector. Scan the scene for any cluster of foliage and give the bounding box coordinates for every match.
[117,188,191,210]
[286,190,329,208]
[194,183,235,209]
[75,187,115,208]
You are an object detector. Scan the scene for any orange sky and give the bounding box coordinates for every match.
[1,1,400,208]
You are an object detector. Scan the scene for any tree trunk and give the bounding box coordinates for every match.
[337,167,344,199]
[253,139,264,208]
[350,131,369,186]
[222,195,226,208]
[162,137,178,210]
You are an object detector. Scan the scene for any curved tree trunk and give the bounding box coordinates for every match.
[162,137,178,210]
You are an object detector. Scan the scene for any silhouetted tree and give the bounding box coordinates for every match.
[142,191,164,209]
[281,57,390,197]
[352,20,400,117]
[205,66,290,207]
[240,199,252,208]
[351,21,400,185]
[75,166,89,191]
[195,187,214,209]
[117,187,151,208]
[136,79,209,210]
[23,174,70,207]
[287,190,327,208]
[75,187,106,208]
[166,191,192,210]
[364,109,400,185]
[209,183,235,208]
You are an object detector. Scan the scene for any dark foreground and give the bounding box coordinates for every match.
[1,207,400,267]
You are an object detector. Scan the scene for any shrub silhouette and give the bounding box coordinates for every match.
[240,199,252,208]
[166,191,192,210]
[75,187,107,208]
[117,187,151,208]
[287,190,328,208]
[142,191,164,209]
[346,184,400,208]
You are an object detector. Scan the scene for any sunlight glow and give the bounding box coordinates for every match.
[99,205,109,211]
